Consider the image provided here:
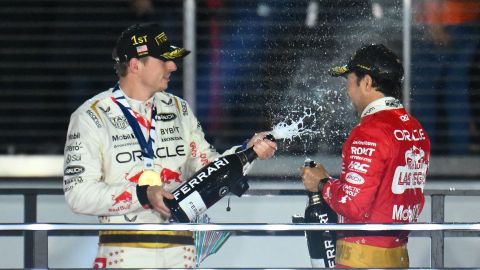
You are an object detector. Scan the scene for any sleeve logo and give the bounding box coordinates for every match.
[345,172,365,185]
[392,146,428,194]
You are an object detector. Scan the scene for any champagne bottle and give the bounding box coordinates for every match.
[165,135,275,223]
[304,159,337,268]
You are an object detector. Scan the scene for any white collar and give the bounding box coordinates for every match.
[360,97,403,118]
[118,87,154,116]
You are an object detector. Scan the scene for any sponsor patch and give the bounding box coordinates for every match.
[352,140,376,147]
[112,133,135,141]
[161,168,182,184]
[349,155,372,163]
[112,191,132,206]
[63,176,83,192]
[161,136,182,142]
[339,195,351,204]
[67,132,80,140]
[64,165,85,176]
[99,106,111,113]
[115,145,186,163]
[65,154,81,164]
[124,214,137,222]
[160,126,180,135]
[351,146,376,156]
[108,115,129,129]
[161,98,173,106]
[392,146,428,194]
[393,129,426,141]
[86,110,102,128]
[65,142,83,152]
[200,153,209,166]
[190,141,197,158]
[400,114,410,122]
[156,113,177,122]
[392,204,421,221]
[342,184,361,197]
[345,172,365,185]
[348,161,369,173]
[180,100,188,116]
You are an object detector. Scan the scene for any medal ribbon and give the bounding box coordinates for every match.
[111,85,157,170]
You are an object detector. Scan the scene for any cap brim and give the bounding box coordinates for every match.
[159,46,191,60]
[329,65,349,77]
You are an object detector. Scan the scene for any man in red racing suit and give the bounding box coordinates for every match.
[302,44,430,268]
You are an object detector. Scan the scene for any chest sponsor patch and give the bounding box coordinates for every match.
[393,129,426,141]
[351,146,376,156]
[108,115,129,129]
[156,113,177,121]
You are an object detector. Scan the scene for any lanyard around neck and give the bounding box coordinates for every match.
[111,85,157,169]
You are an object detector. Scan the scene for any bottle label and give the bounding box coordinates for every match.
[172,157,230,201]
[178,190,207,221]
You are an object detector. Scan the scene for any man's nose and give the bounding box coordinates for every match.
[167,61,177,71]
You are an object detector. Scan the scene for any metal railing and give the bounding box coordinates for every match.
[0,187,480,268]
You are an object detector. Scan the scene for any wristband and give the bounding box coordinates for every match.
[317,177,330,194]
[136,185,152,209]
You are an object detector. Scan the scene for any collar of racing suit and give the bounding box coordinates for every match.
[119,87,155,119]
[360,97,403,118]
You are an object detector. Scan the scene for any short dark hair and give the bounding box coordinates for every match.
[354,69,402,100]
[113,61,128,78]
[113,57,148,78]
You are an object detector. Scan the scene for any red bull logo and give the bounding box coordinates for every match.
[112,191,132,206]
[161,168,181,184]
[125,171,143,183]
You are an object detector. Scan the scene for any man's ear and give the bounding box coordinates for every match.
[362,74,374,91]
[128,58,141,74]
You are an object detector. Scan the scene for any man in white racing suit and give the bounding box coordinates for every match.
[63,23,277,268]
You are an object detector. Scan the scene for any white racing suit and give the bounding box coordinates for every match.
[63,86,245,268]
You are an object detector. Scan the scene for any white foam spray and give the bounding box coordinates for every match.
[269,108,318,140]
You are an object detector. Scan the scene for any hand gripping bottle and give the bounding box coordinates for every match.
[164,135,275,223]
[304,159,337,268]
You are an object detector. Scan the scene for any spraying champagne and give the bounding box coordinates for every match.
[164,135,275,223]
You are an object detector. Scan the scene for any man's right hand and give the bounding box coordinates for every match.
[247,131,277,160]
[146,186,174,218]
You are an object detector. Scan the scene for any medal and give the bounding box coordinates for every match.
[138,170,162,186]
[112,85,162,187]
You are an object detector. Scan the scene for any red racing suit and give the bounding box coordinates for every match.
[321,97,430,268]
[63,86,247,268]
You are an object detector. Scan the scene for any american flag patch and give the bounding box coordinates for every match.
[136,45,148,56]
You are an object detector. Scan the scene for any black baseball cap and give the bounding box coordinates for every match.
[329,44,404,84]
[112,23,190,63]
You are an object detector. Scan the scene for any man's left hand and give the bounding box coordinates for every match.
[301,163,330,192]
